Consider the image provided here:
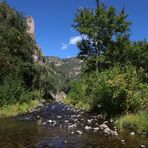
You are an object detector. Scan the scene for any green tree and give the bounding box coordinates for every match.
[0,2,35,88]
[73,0,131,73]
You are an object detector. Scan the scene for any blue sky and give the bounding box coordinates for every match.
[6,0,148,58]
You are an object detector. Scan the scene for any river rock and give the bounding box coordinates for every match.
[47,120,52,123]
[73,119,78,122]
[42,122,46,125]
[99,123,108,129]
[64,120,69,123]
[57,116,62,119]
[37,115,40,118]
[103,121,108,124]
[76,130,83,135]
[87,119,93,124]
[53,120,57,124]
[93,127,99,132]
[51,106,55,109]
[77,114,81,117]
[85,126,92,130]
[103,127,111,134]
[68,124,77,130]
[140,145,146,148]
[130,132,135,136]
[121,140,125,143]
[110,130,118,136]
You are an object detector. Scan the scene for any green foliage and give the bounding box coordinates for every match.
[0,100,41,117]
[0,73,41,106]
[0,2,51,108]
[69,0,148,122]
[44,57,82,93]
[128,41,148,73]
[0,73,25,106]
[0,2,35,87]
[65,80,91,110]
[116,112,148,133]
[73,0,131,73]
[66,65,148,117]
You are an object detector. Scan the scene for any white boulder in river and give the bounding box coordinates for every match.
[93,127,99,132]
[85,126,92,130]
[130,132,135,136]
[99,123,108,129]
[76,130,83,135]
[68,124,77,130]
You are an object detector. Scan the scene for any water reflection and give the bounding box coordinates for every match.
[0,119,41,148]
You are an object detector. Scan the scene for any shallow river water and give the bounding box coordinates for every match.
[0,102,147,148]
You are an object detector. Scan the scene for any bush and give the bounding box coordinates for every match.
[66,65,148,117]
[0,73,25,106]
[116,112,148,133]
[0,100,41,117]
[65,80,91,110]
[92,65,148,117]
[0,73,42,106]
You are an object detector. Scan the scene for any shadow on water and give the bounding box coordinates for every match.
[0,102,147,148]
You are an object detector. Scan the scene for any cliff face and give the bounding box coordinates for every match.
[26,16,44,64]
[25,16,83,94]
[45,56,83,79]
[26,16,35,39]
[44,56,83,93]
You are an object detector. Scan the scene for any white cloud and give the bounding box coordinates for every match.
[69,36,82,45]
[61,35,88,50]
[66,56,72,58]
[61,43,69,50]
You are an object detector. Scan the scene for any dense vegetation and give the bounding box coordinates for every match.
[65,0,148,132]
[0,1,82,115]
[0,2,55,115]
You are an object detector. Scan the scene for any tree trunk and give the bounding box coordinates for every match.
[96,45,99,74]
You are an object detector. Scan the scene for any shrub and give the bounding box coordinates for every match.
[116,112,148,133]
[0,73,25,106]
[0,100,41,117]
[65,80,91,110]
[92,65,148,117]
[0,73,42,106]
[66,65,148,117]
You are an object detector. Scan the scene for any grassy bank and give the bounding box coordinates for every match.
[0,100,41,118]
[116,112,148,134]
[64,97,91,111]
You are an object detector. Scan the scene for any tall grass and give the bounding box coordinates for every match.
[0,100,41,117]
[116,112,148,134]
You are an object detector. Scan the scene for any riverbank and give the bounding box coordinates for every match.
[64,98,148,136]
[116,112,148,134]
[0,101,147,147]
[1,101,146,148]
[0,100,42,118]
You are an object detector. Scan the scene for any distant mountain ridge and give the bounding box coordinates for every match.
[45,56,83,79]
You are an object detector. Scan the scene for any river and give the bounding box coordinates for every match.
[0,102,147,148]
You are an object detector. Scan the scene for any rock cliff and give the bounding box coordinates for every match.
[26,16,35,39]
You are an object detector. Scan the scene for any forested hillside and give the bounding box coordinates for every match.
[0,1,83,115]
[44,56,83,92]
[0,2,56,114]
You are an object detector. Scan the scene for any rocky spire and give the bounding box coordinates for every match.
[26,16,35,39]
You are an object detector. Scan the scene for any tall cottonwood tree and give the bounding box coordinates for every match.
[73,0,131,73]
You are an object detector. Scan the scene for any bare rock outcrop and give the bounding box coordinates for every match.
[26,16,35,39]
